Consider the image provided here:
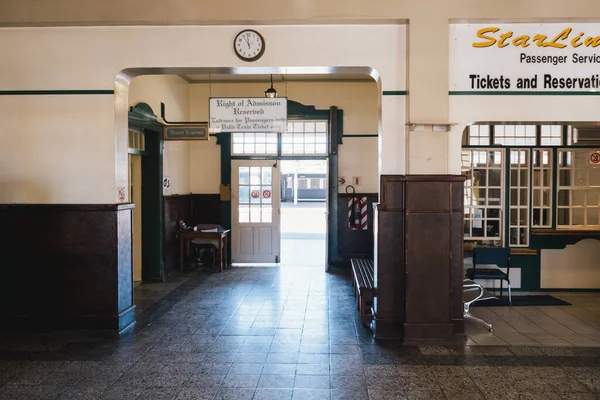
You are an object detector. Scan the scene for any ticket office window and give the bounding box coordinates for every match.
[464,124,600,245]
[462,149,503,243]
[557,150,600,229]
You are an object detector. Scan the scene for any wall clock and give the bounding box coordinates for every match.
[234,29,265,62]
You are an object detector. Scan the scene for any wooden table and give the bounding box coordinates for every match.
[179,228,230,274]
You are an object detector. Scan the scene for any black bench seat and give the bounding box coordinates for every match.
[350,257,375,326]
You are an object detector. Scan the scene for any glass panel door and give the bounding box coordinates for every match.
[232,160,281,263]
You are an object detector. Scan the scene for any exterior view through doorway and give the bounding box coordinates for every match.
[280,160,328,267]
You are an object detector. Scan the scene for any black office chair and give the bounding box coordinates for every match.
[467,247,511,305]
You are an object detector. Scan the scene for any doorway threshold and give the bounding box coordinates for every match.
[231,263,280,267]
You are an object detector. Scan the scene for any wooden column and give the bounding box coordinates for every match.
[373,175,466,341]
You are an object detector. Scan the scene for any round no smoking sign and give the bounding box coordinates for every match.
[591,152,600,165]
[251,190,260,199]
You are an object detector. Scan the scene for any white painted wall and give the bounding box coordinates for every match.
[541,240,600,289]
[0,24,406,203]
[129,75,191,195]
[0,95,114,203]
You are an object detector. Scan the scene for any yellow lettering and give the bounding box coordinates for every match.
[512,35,530,48]
[532,34,548,47]
[542,27,571,48]
[571,32,584,48]
[584,36,600,47]
[498,31,513,48]
[472,27,499,48]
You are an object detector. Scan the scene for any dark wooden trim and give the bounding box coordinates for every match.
[532,229,600,236]
[0,90,114,95]
[0,203,135,211]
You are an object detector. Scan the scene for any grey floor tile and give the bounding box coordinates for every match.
[253,388,293,400]
[292,388,331,400]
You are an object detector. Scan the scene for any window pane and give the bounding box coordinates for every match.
[239,167,250,184]
[542,209,549,226]
[474,169,487,186]
[573,190,585,206]
[255,143,266,154]
[250,167,261,185]
[488,189,501,205]
[250,205,261,223]
[587,207,599,225]
[250,186,261,204]
[266,144,278,154]
[559,170,571,186]
[489,169,501,186]
[589,189,600,206]
[533,189,541,207]
[316,121,327,131]
[510,228,518,245]
[558,208,570,225]
[543,190,551,207]
[239,205,250,223]
[262,168,272,185]
[261,206,272,223]
[487,220,500,237]
[239,186,250,204]
[262,186,272,204]
[558,190,570,206]
[573,208,585,225]
[233,143,244,154]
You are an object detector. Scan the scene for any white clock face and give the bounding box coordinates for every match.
[234,30,264,61]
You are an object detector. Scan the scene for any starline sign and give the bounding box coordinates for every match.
[451,24,600,92]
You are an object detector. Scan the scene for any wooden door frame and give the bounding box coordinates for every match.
[128,103,166,281]
[220,100,343,268]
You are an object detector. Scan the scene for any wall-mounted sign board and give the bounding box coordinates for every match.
[164,124,208,140]
[451,23,600,92]
[209,97,287,133]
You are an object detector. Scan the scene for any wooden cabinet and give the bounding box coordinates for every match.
[373,175,466,341]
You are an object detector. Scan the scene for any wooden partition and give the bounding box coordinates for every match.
[373,175,466,341]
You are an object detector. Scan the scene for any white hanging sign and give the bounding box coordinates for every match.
[209,97,287,133]
[451,23,600,92]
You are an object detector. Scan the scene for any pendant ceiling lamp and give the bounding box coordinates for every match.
[264,74,278,98]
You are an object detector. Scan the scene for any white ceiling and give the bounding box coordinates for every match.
[182,73,374,83]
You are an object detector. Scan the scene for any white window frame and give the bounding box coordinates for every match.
[494,125,536,146]
[557,149,600,229]
[282,120,328,156]
[462,149,504,244]
[509,149,530,247]
[232,132,278,156]
[541,125,562,146]
[468,125,490,146]
[531,149,553,228]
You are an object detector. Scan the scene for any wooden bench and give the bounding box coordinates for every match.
[350,258,375,326]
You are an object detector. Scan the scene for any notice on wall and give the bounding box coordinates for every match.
[451,23,600,92]
[209,97,287,133]
[163,176,171,195]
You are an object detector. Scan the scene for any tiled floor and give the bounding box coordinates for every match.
[469,293,600,347]
[1,266,600,400]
